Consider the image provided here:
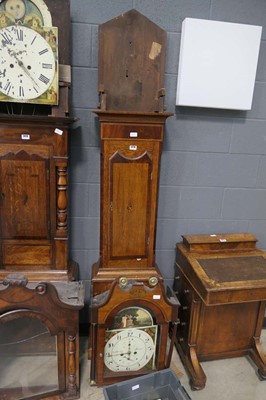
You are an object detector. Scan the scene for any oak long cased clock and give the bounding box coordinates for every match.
[0,0,78,282]
[90,9,179,385]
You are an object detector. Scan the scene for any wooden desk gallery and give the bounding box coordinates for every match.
[174,233,266,390]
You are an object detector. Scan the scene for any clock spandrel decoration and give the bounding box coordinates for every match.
[0,0,78,283]
[0,0,58,105]
[90,9,179,385]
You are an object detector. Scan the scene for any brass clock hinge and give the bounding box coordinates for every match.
[151,172,153,180]
[147,237,150,246]
[47,168,50,180]
[110,202,113,211]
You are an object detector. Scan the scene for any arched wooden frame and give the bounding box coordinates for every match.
[0,279,83,399]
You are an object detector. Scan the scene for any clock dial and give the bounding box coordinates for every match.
[0,25,56,101]
[104,326,157,372]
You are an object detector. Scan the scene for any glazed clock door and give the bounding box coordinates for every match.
[0,155,50,240]
[102,138,161,269]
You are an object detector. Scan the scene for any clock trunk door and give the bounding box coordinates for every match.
[102,140,160,268]
[0,156,50,239]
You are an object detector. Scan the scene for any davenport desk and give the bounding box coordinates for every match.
[174,233,266,390]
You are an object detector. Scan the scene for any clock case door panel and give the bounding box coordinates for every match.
[0,147,52,270]
[0,115,77,281]
[0,153,50,240]
[110,151,152,260]
[103,137,160,268]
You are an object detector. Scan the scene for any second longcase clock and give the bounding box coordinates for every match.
[90,10,179,385]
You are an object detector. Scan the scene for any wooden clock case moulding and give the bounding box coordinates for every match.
[174,233,266,390]
[0,274,84,400]
[0,0,78,282]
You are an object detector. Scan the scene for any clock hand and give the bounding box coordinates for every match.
[8,48,40,88]
[105,351,131,356]
[126,341,132,360]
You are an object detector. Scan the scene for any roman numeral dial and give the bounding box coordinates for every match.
[0,25,56,101]
[104,326,157,372]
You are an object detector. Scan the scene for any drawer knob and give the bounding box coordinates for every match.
[184,289,190,294]
[182,306,189,311]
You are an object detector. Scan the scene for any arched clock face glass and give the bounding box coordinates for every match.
[0,25,55,100]
[104,306,157,373]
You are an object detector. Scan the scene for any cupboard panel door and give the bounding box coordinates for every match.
[110,152,152,259]
[0,158,49,239]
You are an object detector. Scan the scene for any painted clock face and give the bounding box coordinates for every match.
[104,326,157,372]
[0,25,55,100]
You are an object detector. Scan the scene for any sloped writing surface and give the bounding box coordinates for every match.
[176,18,262,110]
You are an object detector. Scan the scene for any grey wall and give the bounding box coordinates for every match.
[69,0,266,322]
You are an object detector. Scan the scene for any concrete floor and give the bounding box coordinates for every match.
[81,330,266,400]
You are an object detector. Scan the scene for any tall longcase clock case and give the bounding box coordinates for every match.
[0,0,78,282]
[90,10,179,385]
